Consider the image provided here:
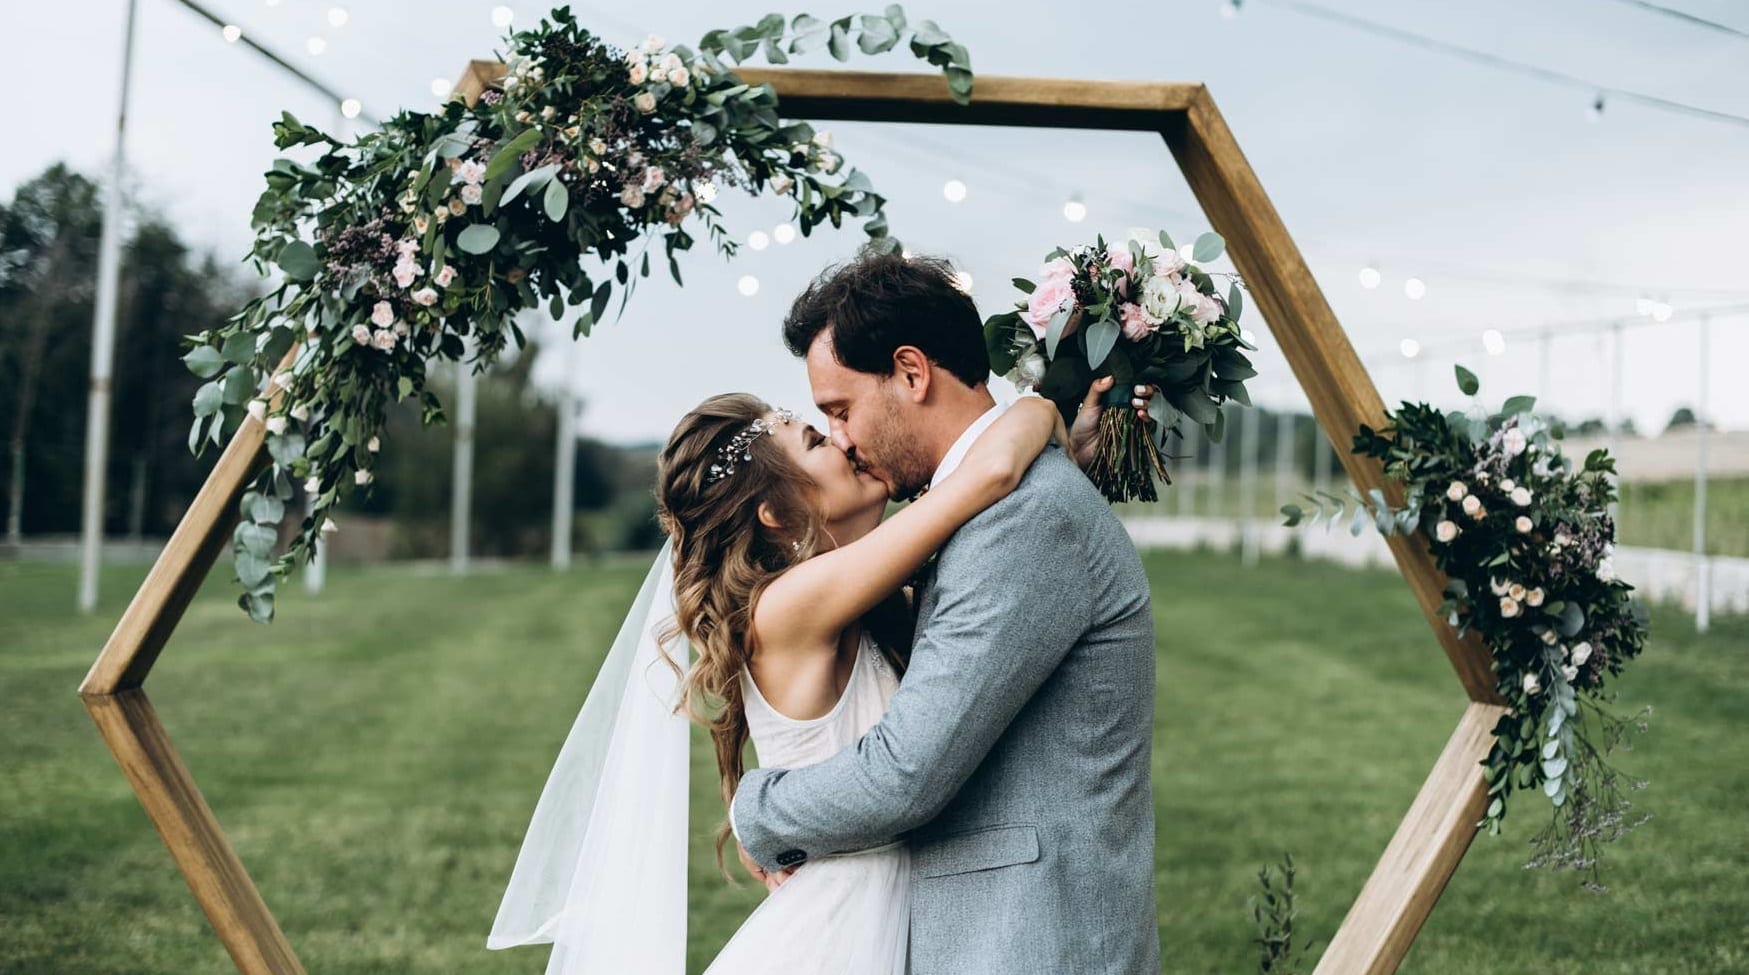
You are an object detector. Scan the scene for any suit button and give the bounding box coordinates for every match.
[776,849,806,867]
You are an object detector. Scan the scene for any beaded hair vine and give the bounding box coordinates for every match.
[706,408,800,484]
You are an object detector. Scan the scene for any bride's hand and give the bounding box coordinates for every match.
[1067,377,1157,470]
[738,841,794,893]
[957,397,1061,500]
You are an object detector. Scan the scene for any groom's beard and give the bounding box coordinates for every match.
[857,402,935,502]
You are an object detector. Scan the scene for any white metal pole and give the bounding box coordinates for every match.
[1273,405,1294,511]
[1172,426,1193,517]
[1314,418,1333,496]
[304,493,327,594]
[551,337,578,570]
[1606,322,1624,522]
[1239,404,1260,566]
[450,354,477,575]
[1693,316,1711,633]
[77,0,140,612]
[1208,415,1227,522]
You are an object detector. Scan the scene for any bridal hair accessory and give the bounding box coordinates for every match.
[707,408,799,484]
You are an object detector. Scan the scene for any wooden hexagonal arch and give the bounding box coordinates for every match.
[79,65,1510,975]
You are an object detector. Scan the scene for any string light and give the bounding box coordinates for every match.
[306,37,327,56]
[430,77,453,97]
[747,230,770,251]
[1404,277,1427,301]
[1358,266,1381,289]
[953,270,974,292]
[327,6,349,27]
[340,98,362,119]
[1062,197,1087,222]
[1482,329,1506,355]
[772,223,796,245]
[1400,338,1421,358]
[942,179,967,203]
[491,6,515,27]
[737,275,760,297]
[221,24,242,42]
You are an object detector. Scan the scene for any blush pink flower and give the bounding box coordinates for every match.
[1023,276,1076,339]
[1119,302,1157,342]
[435,265,457,288]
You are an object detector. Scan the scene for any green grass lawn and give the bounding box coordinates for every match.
[2,552,1744,974]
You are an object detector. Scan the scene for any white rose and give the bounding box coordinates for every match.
[1190,292,1223,325]
[818,152,841,174]
[456,160,487,185]
[668,66,689,87]
[642,166,667,191]
[619,184,645,208]
[1521,671,1540,695]
[1435,520,1459,542]
[371,329,398,351]
[1447,481,1468,501]
[435,265,457,287]
[303,476,321,495]
[1571,642,1593,665]
[1500,478,1517,493]
[1525,587,1545,607]
[371,301,395,327]
[351,323,372,345]
[1508,583,1526,602]
[770,173,795,196]
[1500,596,1521,619]
[290,404,310,423]
[412,287,439,307]
[1515,515,1533,533]
[1597,559,1616,582]
[1503,428,1527,456]
[1489,577,1509,596]
[271,371,293,391]
[661,52,684,75]
[1511,486,1532,506]
[1554,532,1572,547]
[642,33,664,53]
[1016,352,1048,388]
[1540,629,1559,645]
[247,399,267,422]
[355,469,373,485]
[1561,664,1580,684]
[367,436,381,453]
[460,183,483,206]
[320,517,339,535]
[634,91,657,113]
[1137,274,1183,325]
[1462,494,1482,517]
[649,65,668,84]
[265,416,288,436]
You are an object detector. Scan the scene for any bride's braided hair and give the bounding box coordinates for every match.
[655,393,825,872]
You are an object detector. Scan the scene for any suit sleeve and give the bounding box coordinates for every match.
[731,485,1091,871]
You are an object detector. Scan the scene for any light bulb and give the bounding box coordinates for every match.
[737,275,760,297]
[772,223,796,245]
[1400,338,1421,359]
[1403,277,1427,301]
[327,7,348,27]
[1358,266,1381,289]
[492,6,515,27]
[340,98,362,118]
[953,270,974,293]
[747,231,770,251]
[942,179,967,203]
[1062,199,1087,223]
[1482,329,1506,356]
[430,78,453,97]
[306,36,327,56]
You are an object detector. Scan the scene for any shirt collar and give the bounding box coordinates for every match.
[929,402,1007,490]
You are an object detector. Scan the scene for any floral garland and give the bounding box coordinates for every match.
[1283,365,1649,888]
[985,229,1254,502]
[180,6,972,621]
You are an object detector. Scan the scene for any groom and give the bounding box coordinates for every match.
[731,250,1160,974]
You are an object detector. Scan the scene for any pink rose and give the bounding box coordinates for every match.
[370,328,398,351]
[1119,303,1157,342]
[1038,256,1075,289]
[370,300,395,327]
[1152,247,1186,277]
[1022,276,1075,339]
[1191,292,1223,325]
[392,262,418,289]
[412,287,439,307]
[435,265,457,287]
[1105,243,1136,297]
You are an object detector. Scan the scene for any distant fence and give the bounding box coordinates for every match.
[1124,516,1749,617]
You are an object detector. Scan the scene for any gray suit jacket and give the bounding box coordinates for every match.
[733,445,1159,975]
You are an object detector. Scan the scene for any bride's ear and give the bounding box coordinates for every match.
[755,502,785,532]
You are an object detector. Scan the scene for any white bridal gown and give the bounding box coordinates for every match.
[705,633,911,975]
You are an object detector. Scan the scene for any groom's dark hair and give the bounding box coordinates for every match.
[782,248,990,388]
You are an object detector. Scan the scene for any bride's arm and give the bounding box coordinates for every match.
[753,397,1061,647]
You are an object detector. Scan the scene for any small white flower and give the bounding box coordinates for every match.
[1511,486,1532,506]
[1508,583,1527,602]
[447,197,466,217]
[1571,642,1593,666]
[1515,515,1533,533]
[1525,587,1545,607]
[246,399,268,422]
[320,517,339,535]
[812,129,834,149]
[668,66,689,87]
[1561,664,1580,684]
[412,287,439,307]
[818,151,841,174]
[648,65,668,84]
[1435,520,1459,542]
[1503,428,1527,456]
[642,33,664,53]
[540,105,556,120]
[1500,478,1517,493]
[460,183,483,206]
[1540,629,1559,645]
[627,61,647,85]
[271,371,293,391]
[619,183,646,208]
[367,435,381,453]
[351,323,372,345]
[634,91,657,113]
[1462,494,1482,517]
[1489,577,1510,596]
[1446,480,1468,501]
[265,415,287,436]
[354,469,374,485]
[1554,532,1572,547]
[303,476,321,495]
[393,263,418,289]
[290,404,310,423]
[371,328,398,351]
[588,137,608,155]
[1596,559,1616,583]
[456,159,487,185]
[770,173,795,196]
[1499,596,1522,619]
[660,52,684,75]
[371,301,395,327]
[1015,352,1048,388]
[435,265,457,288]
[642,166,667,191]
[1521,671,1540,695]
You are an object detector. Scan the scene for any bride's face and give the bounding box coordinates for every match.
[767,412,887,529]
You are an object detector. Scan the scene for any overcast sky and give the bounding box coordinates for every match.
[7,0,1748,445]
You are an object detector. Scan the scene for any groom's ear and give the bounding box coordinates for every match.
[891,346,931,404]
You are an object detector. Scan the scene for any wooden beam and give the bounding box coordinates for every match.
[81,689,306,975]
[1312,701,1506,975]
[1162,91,1502,706]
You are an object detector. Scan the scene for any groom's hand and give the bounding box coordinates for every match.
[1067,377,1158,469]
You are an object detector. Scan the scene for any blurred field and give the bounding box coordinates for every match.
[1,551,1744,974]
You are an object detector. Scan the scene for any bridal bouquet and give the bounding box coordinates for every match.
[180,6,972,621]
[983,230,1255,503]
[1283,366,1649,888]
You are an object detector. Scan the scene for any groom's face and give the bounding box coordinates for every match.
[804,332,934,500]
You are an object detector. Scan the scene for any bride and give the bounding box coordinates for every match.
[487,379,1139,974]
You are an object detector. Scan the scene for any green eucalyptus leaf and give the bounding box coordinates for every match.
[184,345,225,378]
[1455,364,1480,396]
[1085,319,1120,369]
[544,178,570,221]
[277,240,320,282]
[457,224,501,254]
[1191,231,1225,263]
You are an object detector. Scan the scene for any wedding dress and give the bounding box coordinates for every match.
[487,543,909,975]
[704,633,910,975]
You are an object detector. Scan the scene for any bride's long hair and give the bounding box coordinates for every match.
[655,393,909,872]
